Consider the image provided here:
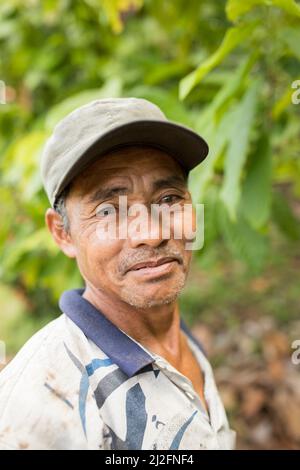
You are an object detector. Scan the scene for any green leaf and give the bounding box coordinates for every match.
[195,52,259,135]
[100,0,143,34]
[280,27,300,60]
[271,86,294,119]
[2,131,49,199]
[217,200,268,272]
[189,108,237,203]
[272,190,300,240]
[240,133,272,229]
[226,0,266,21]
[44,79,122,131]
[226,0,300,22]
[179,23,257,100]
[201,185,219,247]
[272,0,300,17]
[129,85,195,127]
[220,80,259,220]
[2,228,57,273]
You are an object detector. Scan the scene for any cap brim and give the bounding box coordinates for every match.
[54,120,209,204]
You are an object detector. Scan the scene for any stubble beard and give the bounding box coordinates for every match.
[119,271,188,309]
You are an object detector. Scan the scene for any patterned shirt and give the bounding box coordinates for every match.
[0,289,236,450]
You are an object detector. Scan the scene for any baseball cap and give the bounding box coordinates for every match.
[40,97,209,207]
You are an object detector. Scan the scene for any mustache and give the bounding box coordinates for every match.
[119,248,184,275]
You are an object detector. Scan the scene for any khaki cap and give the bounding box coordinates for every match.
[40,97,209,207]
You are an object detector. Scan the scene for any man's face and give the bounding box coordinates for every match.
[56,146,196,309]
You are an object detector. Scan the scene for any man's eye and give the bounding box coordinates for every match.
[159,194,181,204]
[95,204,116,217]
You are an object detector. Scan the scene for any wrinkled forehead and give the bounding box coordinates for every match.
[71,146,188,195]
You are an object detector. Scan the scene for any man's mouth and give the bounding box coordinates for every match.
[125,257,180,278]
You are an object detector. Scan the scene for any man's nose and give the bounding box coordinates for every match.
[126,210,170,249]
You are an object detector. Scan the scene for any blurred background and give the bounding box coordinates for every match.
[0,0,300,449]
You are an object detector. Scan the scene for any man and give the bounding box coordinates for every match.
[0,98,236,450]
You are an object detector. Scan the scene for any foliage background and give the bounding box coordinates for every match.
[0,0,300,449]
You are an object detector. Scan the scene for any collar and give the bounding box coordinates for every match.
[59,288,204,378]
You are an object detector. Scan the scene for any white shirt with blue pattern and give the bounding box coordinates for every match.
[0,289,236,450]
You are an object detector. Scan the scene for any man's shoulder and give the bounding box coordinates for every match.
[1,314,70,382]
[0,311,99,393]
[0,314,100,449]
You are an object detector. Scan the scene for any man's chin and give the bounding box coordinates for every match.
[120,276,187,309]
[126,294,177,309]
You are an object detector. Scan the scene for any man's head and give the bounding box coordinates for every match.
[41,97,209,310]
[46,145,195,309]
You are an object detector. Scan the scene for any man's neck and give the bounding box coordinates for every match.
[82,284,184,362]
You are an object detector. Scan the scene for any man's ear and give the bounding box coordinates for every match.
[45,208,76,258]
